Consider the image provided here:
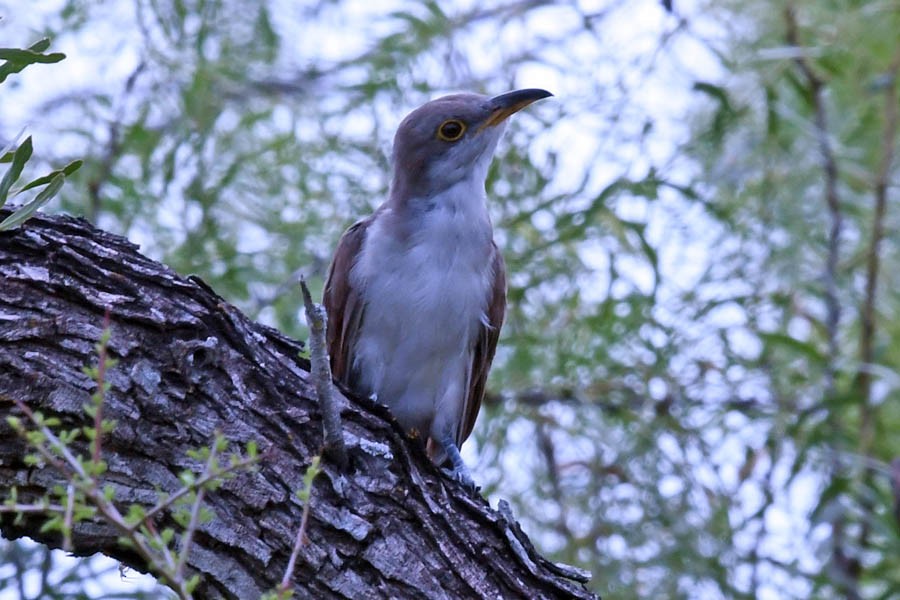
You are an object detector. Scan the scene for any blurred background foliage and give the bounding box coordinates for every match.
[1,0,899,598]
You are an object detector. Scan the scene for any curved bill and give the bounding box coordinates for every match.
[481,88,553,129]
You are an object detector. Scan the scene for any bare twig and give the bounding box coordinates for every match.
[891,458,900,529]
[280,506,311,593]
[535,419,571,543]
[8,395,262,600]
[12,398,87,478]
[137,452,260,527]
[85,61,147,221]
[279,455,321,594]
[785,4,843,395]
[784,5,853,597]
[853,46,900,579]
[174,441,219,580]
[857,49,900,454]
[63,482,75,552]
[10,398,186,597]
[136,451,261,528]
[300,276,347,468]
[91,310,111,466]
[0,502,65,514]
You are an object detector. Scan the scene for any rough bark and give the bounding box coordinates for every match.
[0,209,596,599]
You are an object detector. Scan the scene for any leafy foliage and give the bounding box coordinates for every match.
[0,39,81,231]
[3,322,263,599]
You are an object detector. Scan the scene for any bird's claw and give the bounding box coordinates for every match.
[443,466,480,494]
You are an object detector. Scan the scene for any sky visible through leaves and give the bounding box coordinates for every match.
[2,0,900,598]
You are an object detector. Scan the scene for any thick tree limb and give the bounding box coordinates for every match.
[0,209,595,599]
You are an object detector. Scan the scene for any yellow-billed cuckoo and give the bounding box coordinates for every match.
[324,89,552,488]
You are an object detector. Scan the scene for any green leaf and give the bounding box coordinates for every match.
[29,39,51,53]
[117,536,135,550]
[185,575,201,595]
[40,516,63,533]
[0,173,65,231]
[0,48,66,63]
[0,47,66,83]
[13,160,83,195]
[0,127,27,163]
[297,455,321,502]
[186,447,207,461]
[0,137,33,205]
[758,331,825,365]
[179,470,196,486]
[125,503,145,522]
[159,527,175,545]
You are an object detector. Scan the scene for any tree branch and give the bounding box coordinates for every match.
[852,45,900,584]
[300,277,347,469]
[784,5,853,597]
[0,209,596,599]
[784,3,843,395]
[857,49,900,454]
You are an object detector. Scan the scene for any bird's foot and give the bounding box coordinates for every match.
[439,436,480,494]
[442,465,479,494]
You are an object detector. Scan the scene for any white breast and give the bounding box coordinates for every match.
[350,181,494,442]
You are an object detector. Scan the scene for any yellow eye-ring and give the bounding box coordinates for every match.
[437,119,466,142]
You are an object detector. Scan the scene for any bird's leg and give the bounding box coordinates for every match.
[439,436,478,493]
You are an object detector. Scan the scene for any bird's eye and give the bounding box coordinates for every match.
[437,119,466,142]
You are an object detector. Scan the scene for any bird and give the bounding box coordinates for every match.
[324,88,552,489]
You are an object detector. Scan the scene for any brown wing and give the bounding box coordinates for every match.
[458,243,507,447]
[323,218,371,387]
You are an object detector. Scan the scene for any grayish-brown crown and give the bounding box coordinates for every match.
[389,89,552,204]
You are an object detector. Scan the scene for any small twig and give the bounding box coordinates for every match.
[279,456,321,593]
[12,398,85,478]
[784,6,853,596]
[785,4,843,396]
[8,396,265,600]
[535,418,571,543]
[279,504,312,595]
[891,458,900,529]
[139,455,263,531]
[137,451,261,528]
[300,276,347,468]
[92,310,111,466]
[142,518,180,576]
[174,442,218,580]
[86,60,147,222]
[10,398,188,597]
[853,45,900,580]
[857,49,900,454]
[0,502,65,514]
[63,482,75,552]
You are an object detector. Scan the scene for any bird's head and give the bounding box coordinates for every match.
[389,88,552,203]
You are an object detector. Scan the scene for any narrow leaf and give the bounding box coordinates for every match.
[0,127,28,162]
[14,160,83,195]
[0,49,66,83]
[29,39,52,54]
[0,137,33,205]
[0,173,65,231]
